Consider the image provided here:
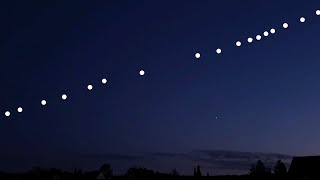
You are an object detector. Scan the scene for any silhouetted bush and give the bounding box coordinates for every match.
[125,167,155,177]
[100,163,113,178]
[170,168,180,176]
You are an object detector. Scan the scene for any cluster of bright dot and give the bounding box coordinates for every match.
[4,71,145,117]
[195,10,320,59]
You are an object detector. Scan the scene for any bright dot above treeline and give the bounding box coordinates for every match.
[195,53,201,59]
[5,111,10,117]
[102,78,107,84]
[62,94,67,100]
[270,28,276,34]
[41,100,47,106]
[256,35,262,41]
[17,107,23,113]
[139,70,145,76]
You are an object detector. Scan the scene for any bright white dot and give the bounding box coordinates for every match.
[263,31,269,37]
[283,23,289,29]
[102,78,107,84]
[236,41,241,47]
[300,17,305,23]
[62,94,67,100]
[216,48,222,54]
[247,37,253,43]
[317,10,320,16]
[17,107,23,113]
[195,53,201,59]
[256,35,262,41]
[87,85,93,90]
[270,28,276,34]
[5,111,10,117]
[41,100,47,106]
[139,70,145,76]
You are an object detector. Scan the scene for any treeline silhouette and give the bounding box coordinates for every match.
[0,159,302,180]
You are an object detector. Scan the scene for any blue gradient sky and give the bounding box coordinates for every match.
[1,0,320,173]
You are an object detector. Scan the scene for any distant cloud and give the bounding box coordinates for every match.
[81,153,142,161]
[151,150,292,173]
[151,152,190,159]
[81,150,293,175]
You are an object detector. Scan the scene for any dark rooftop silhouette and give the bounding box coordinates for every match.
[289,156,320,178]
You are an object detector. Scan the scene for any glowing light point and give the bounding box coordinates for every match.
[5,111,10,117]
[317,10,320,16]
[62,94,67,100]
[139,70,145,76]
[270,28,276,34]
[17,107,23,113]
[87,85,93,90]
[247,37,253,43]
[236,41,241,47]
[102,78,107,84]
[300,17,305,23]
[256,35,262,41]
[195,53,201,59]
[216,48,222,54]
[41,100,47,106]
[263,31,269,37]
[283,23,289,29]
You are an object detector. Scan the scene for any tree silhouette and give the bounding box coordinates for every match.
[29,167,41,177]
[250,164,256,175]
[250,160,270,176]
[73,168,82,175]
[274,160,287,176]
[207,172,209,176]
[193,168,197,176]
[99,164,113,178]
[170,168,180,176]
[196,165,202,176]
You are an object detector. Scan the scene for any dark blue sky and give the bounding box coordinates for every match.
[1,0,320,173]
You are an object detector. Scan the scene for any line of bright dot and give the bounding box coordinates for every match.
[195,9,320,59]
[3,76,112,117]
[3,71,147,118]
[3,10,319,117]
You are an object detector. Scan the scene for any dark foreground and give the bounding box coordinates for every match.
[0,174,317,180]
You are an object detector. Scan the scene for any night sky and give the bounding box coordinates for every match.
[1,0,320,175]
